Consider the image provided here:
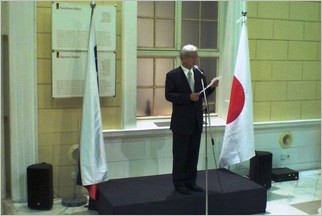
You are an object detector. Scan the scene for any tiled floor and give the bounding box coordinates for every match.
[265,169,321,215]
[3,169,321,215]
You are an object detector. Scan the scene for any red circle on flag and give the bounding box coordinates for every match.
[226,76,245,124]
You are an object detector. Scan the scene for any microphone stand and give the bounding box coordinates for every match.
[200,78,209,215]
[196,66,224,215]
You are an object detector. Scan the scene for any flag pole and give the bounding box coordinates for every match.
[62,1,96,207]
[218,10,255,168]
[76,0,108,208]
[61,1,97,208]
[90,1,96,20]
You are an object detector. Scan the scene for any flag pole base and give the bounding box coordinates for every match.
[61,195,87,207]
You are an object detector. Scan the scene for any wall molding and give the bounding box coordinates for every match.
[104,119,320,140]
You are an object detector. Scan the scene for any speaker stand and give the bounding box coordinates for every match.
[62,185,87,207]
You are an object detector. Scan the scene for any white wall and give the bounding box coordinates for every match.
[104,119,321,180]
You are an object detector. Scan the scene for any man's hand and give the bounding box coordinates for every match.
[190,93,200,101]
[210,79,219,89]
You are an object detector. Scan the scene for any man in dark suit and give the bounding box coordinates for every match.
[165,44,219,195]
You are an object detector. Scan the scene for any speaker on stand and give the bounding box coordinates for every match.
[27,163,53,210]
[249,150,272,189]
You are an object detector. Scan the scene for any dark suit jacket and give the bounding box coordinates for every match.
[165,66,215,135]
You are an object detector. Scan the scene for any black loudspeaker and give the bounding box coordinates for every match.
[249,151,272,189]
[27,163,53,210]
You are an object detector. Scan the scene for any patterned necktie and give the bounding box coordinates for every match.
[187,70,194,92]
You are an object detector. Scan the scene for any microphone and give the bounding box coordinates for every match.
[193,65,204,75]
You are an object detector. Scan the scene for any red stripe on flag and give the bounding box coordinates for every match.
[226,76,245,124]
[86,184,98,200]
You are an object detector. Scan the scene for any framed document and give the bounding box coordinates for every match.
[51,2,116,98]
